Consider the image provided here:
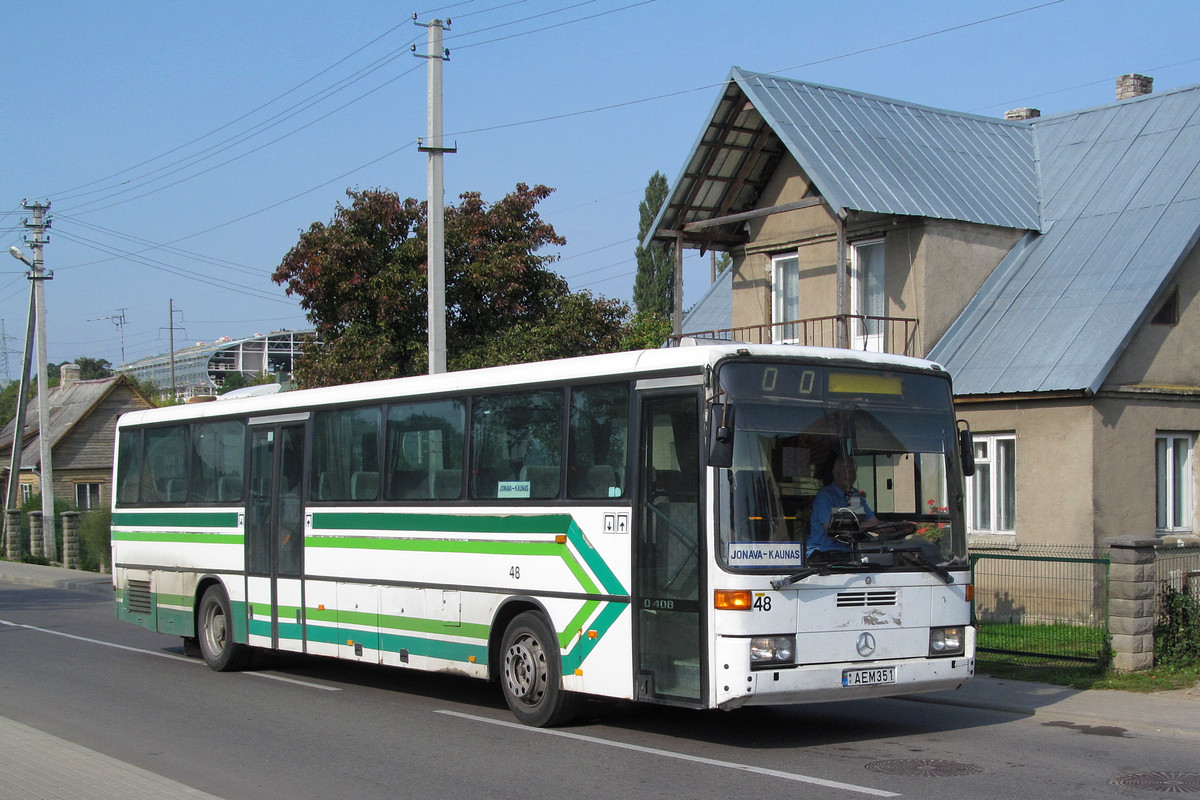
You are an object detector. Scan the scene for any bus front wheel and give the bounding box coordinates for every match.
[197,585,252,671]
[500,611,579,727]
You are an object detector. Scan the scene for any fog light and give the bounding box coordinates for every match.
[749,635,796,670]
[929,626,965,656]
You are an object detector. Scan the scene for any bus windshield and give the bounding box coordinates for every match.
[714,360,966,573]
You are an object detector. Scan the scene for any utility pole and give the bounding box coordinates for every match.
[169,300,177,399]
[413,15,455,375]
[8,201,55,560]
[3,274,35,559]
[88,308,127,367]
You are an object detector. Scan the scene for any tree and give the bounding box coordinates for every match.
[73,357,114,379]
[274,184,629,387]
[632,171,674,319]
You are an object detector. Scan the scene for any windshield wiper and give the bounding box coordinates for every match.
[770,558,866,589]
[894,548,954,584]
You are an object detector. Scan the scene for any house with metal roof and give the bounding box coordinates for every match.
[648,67,1200,551]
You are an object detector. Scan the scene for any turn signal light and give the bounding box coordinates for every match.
[714,589,753,610]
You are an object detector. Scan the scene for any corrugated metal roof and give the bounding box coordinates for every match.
[645,68,1041,249]
[931,84,1200,395]
[735,69,1041,229]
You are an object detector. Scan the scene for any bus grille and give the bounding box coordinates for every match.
[126,580,153,615]
[836,590,897,607]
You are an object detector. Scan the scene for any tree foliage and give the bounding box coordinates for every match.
[274,184,629,387]
[633,171,674,318]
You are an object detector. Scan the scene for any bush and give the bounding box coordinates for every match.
[78,508,111,573]
[1155,586,1200,667]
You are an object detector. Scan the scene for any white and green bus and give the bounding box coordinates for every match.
[112,343,975,726]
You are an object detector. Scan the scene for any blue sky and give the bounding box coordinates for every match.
[0,0,1195,371]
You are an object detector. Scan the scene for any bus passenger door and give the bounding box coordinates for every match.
[634,393,704,705]
[246,422,306,653]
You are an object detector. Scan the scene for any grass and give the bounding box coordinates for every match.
[977,656,1199,692]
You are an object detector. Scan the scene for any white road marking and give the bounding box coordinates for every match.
[436,709,901,797]
[0,618,340,691]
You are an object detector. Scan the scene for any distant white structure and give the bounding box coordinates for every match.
[120,330,313,398]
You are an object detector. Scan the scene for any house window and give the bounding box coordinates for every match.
[19,483,32,504]
[1156,433,1193,532]
[850,240,886,351]
[75,483,102,510]
[968,434,1015,534]
[772,255,800,343]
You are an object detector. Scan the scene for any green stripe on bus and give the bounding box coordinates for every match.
[110,530,244,545]
[308,510,628,597]
[112,511,240,528]
[562,601,629,673]
[269,619,487,663]
[312,512,573,535]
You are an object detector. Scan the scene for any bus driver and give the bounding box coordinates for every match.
[806,456,881,562]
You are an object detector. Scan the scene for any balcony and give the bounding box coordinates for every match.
[668,315,921,358]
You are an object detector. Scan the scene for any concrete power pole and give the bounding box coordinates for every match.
[7,201,56,560]
[414,15,454,375]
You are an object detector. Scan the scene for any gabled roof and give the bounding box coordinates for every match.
[931,83,1200,395]
[655,67,1200,397]
[646,67,1041,251]
[0,375,148,469]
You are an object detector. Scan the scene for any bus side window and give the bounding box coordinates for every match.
[115,431,142,506]
[470,391,563,500]
[568,383,628,500]
[143,425,188,505]
[385,399,465,502]
[311,407,381,502]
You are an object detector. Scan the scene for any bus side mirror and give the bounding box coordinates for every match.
[957,420,975,477]
[707,400,735,468]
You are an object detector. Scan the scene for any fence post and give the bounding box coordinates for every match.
[4,508,20,559]
[29,511,43,559]
[61,511,80,569]
[1107,537,1158,672]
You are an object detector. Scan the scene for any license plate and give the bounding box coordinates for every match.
[842,666,896,687]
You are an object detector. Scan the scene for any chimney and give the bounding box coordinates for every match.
[1116,74,1153,101]
[60,363,81,386]
[1005,107,1041,121]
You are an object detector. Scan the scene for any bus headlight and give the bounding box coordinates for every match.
[749,635,796,670]
[929,626,965,657]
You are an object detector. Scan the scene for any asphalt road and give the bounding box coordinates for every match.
[1,579,1198,800]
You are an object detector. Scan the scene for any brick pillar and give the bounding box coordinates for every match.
[61,511,80,569]
[28,511,43,559]
[4,509,20,560]
[1108,537,1158,672]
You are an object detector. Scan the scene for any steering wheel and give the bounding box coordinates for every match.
[863,521,917,541]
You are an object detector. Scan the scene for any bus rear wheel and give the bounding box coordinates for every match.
[197,585,252,671]
[500,611,579,727]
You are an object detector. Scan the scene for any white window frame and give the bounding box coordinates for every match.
[967,433,1016,535]
[1156,432,1194,533]
[19,483,32,504]
[771,255,800,344]
[75,482,102,511]
[850,239,886,352]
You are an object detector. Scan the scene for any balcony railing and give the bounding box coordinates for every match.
[668,315,921,357]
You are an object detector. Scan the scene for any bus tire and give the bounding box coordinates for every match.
[500,611,579,727]
[197,585,252,672]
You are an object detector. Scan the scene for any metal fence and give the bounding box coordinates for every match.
[970,544,1111,666]
[1156,543,1200,610]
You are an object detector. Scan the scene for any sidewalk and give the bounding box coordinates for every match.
[0,560,1197,799]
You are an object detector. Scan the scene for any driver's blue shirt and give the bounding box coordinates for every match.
[807,483,874,556]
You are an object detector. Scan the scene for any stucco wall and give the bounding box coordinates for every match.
[958,399,1096,547]
[1106,244,1200,388]
[727,154,1022,354]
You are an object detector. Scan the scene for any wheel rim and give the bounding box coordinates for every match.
[202,600,227,656]
[504,632,547,706]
